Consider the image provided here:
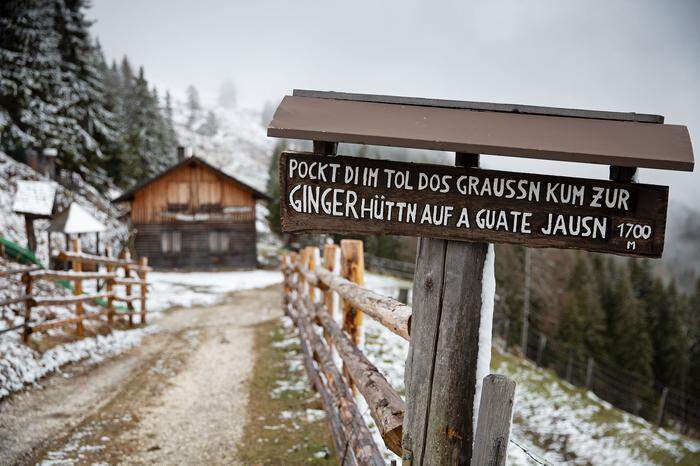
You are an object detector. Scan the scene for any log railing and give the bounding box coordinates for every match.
[282,240,516,465]
[0,239,150,342]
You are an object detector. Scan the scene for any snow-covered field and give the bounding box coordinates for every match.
[147,269,282,311]
[0,269,282,399]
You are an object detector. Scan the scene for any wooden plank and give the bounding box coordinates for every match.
[290,296,385,466]
[27,270,118,281]
[314,266,411,340]
[470,375,516,466]
[112,294,142,302]
[313,297,405,456]
[56,251,150,270]
[0,296,30,307]
[280,152,669,257]
[403,238,490,464]
[286,300,357,466]
[30,292,113,306]
[403,238,448,464]
[0,266,41,277]
[269,96,693,171]
[292,89,665,124]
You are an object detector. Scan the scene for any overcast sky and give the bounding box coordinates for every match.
[90,0,699,206]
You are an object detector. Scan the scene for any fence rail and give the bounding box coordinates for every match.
[1,239,149,342]
[282,241,515,465]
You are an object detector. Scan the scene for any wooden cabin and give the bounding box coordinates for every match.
[113,156,269,269]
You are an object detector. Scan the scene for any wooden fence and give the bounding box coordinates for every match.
[0,239,150,342]
[281,240,516,465]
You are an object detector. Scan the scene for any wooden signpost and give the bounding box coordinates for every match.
[280,152,668,257]
[268,90,694,466]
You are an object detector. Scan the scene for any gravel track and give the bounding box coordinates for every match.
[0,284,281,466]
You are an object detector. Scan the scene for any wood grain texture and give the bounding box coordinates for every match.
[269,97,693,171]
[470,375,516,466]
[289,295,385,466]
[280,152,669,257]
[313,298,405,456]
[403,239,489,465]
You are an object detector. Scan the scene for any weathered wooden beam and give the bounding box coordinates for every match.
[403,238,490,465]
[112,294,142,302]
[0,266,41,277]
[138,256,148,324]
[26,270,118,282]
[0,296,30,307]
[315,266,411,341]
[56,251,151,270]
[112,277,148,286]
[286,300,357,466]
[312,298,405,456]
[290,297,385,466]
[71,239,84,337]
[470,375,516,466]
[322,243,339,348]
[30,292,113,307]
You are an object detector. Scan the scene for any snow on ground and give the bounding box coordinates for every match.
[147,269,282,311]
[1,268,282,399]
[358,272,700,465]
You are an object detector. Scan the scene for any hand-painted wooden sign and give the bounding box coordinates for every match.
[280,152,669,257]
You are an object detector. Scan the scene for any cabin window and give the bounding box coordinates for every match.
[161,231,182,253]
[208,231,229,253]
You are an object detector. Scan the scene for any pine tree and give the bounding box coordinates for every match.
[558,254,606,360]
[198,110,219,136]
[607,270,654,385]
[652,280,689,388]
[52,0,117,186]
[185,84,201,129]
[0,0,63,155]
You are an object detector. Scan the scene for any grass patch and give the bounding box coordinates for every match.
[236,317,336,464]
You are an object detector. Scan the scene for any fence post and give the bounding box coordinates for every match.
[139,257,148,324]
[323,243,339,347]
[122,249,134,327]
[299,248,309,297]
[340,240,364,392]
[656,386,669,426]
[536,334,547,366]
[72,238,84,337]
[105,246,115,326]
[307,247,318,303]
[22,273,33,342]
[403,237,492,465]
[565,350,574,383]
[586,357,595,390]
[470,375,517,466]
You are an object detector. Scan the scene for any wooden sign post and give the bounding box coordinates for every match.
[268,90,694,465]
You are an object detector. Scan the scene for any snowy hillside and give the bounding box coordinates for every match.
[0,151,128,265]
[360,274,700,465]
[172,101,274,195]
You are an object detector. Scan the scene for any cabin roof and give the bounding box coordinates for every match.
[112,155,270,203]
[47,202,106,234]
[267,89,694,171]
[12,180,57,217]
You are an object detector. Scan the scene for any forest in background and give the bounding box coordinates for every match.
[0,0,178,189]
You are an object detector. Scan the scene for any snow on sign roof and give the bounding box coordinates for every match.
[12,180,57,217]
[48,202,106,234]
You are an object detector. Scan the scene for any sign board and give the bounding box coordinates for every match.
[280,152,669,257]
[12,180,56,217]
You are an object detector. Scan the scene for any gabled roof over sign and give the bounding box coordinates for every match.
[267,90,695,171]
[112,155,270,203]
[12,180,57,217]
[48,202,106,234]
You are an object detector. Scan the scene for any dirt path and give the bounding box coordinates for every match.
[0,284,281,466]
